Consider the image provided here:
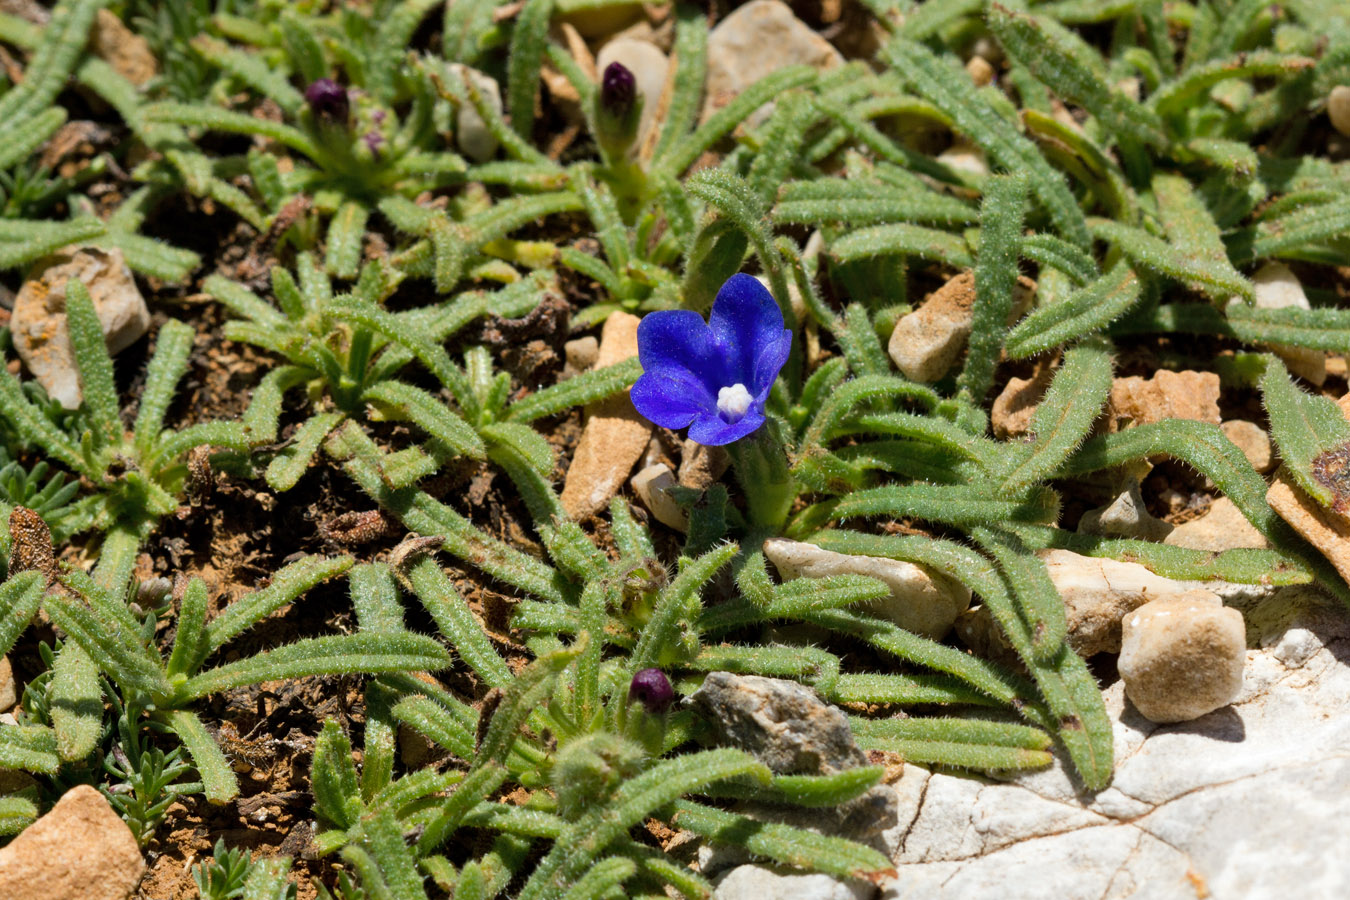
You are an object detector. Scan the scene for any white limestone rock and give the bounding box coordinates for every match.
[448,64,502,163]
[1248,262,1326,385]
[763,538,972,640]
[631,463,686,531]
[715,865,875,900]
[880,588,1350,899]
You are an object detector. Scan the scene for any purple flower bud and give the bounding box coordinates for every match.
[305,79,350,124]
[629,668,674,714]
[601,62,637,118]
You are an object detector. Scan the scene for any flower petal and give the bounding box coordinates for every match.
[708,274,787,385]
[751,327,793,396]
[687,408,766,446]
[631,365,716,430]
[636,309,727,390]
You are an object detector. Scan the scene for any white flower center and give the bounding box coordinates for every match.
[716,383,754,421]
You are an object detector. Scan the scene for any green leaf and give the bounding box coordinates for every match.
[669,798,890,881]
[988,4,1167,148]
[64,279,120,447]
[182,632,451,700]
[0,724,59,773]
[1153,173,1254,302]
[886,37,1090,248]
[405,556,513,690]
[1261,356,1350,510]
[164,709,239,804]
[264,412,345,492]
[998,340,1114,494]
[51,641,102,761]
[506,0,553,139]
[959,172,1027,400]
[1005,263,1141,359]
[204,555,355,656]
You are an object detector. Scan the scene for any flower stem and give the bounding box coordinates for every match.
[727,420,795,533]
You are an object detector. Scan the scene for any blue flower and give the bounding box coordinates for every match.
[631,274,792,446]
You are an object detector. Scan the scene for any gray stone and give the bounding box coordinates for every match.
[12,247,150,409]
[1078,481,1174,542]
[688,672,896,837]
[882,589,1350,900]
[763,538,971,641]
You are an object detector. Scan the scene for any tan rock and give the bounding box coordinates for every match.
[991,363,1054,439]
[1105,370,1220,431]
[631,463,687,531]
[1164,497,1269,553]
[596,38,669,151]
[563,335,598,376]
[1119,595,1245,723]
[678,438,730,490]
[936,140,989,176]
[0,784,144,900]
[1249,262,1325,385]
[953,605,1019,668]
[1221,419,1273,473]
[1267,470,1350,585]
[888,272,1034,383]
[1329,85,1350,138]
[763,538,971,640]
[703,1,843,122]
[1040,549,1225,656]
[0,655,14,712]
[12,247,150,409]
[560,312,652,519]
[91,9,156,86]
[965,55,995,87]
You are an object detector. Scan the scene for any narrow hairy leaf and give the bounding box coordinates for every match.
[999,340,1114,493]
[886,37,1090,248]
[1261,356,1350,510]
[1005,263,1141,359]
[959,172,1027,400]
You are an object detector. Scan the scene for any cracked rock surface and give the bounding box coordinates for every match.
[880,588,1350,900]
